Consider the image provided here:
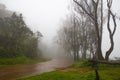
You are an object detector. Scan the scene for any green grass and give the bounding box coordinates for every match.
[0,56,48,66]
[19,60,120,80]
[71,60,91,68]
[19,71,95,80]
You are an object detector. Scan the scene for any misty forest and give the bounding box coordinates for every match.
[0,0,120,80]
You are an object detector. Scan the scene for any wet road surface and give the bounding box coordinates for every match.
[0,59,73,80]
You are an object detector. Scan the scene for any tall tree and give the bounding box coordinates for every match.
[73,0,117,60]
[73,0,104,60]
[105,0,117,60]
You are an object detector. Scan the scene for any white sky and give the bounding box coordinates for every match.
[0,0,120,59]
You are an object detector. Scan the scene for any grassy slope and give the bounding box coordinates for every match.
[19,60,120,80]
[0,56,48,66]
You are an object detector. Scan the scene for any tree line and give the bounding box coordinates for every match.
[57,0,117,61]
[0,10,42,59]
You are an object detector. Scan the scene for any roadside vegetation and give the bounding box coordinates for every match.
[0,56,48,66]
[0,6,44,66]
[19,60,120,80]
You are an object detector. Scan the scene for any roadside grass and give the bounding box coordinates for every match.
[19,71,95,80]
[19,60,120,80]
[0,56,48,66]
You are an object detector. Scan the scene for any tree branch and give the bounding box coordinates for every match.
[73,0,95,21]
[110,11,116,36]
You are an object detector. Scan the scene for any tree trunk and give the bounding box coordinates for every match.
[94,21,104,60]
[97,39,104,60]
[94,0,104,60]
[73,50,76,61]
[82,46,87,59]
[95,68,99,80]
[76,49,79,60]
[105,33,114,61]
[105,0,116,61]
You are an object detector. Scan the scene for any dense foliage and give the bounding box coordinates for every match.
[0,12,42,59]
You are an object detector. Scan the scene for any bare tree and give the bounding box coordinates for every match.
[73,0,117,61]
[73,0,104,60]
[105,0,117,60]
[57,11,98,60]
[57,15,74,59]
[57,14,81,61]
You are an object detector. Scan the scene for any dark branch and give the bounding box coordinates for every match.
[110,11,117,36]
[73,0,95,21]
[89,60,120,65]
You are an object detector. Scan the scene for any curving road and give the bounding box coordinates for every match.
[0,59,73,80]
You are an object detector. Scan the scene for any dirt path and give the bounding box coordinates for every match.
[0,59,73,80]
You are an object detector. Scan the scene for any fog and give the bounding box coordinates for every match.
[0,0,120,59]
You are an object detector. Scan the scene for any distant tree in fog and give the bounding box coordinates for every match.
[57,13,97,61]
[0,11,42,58]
